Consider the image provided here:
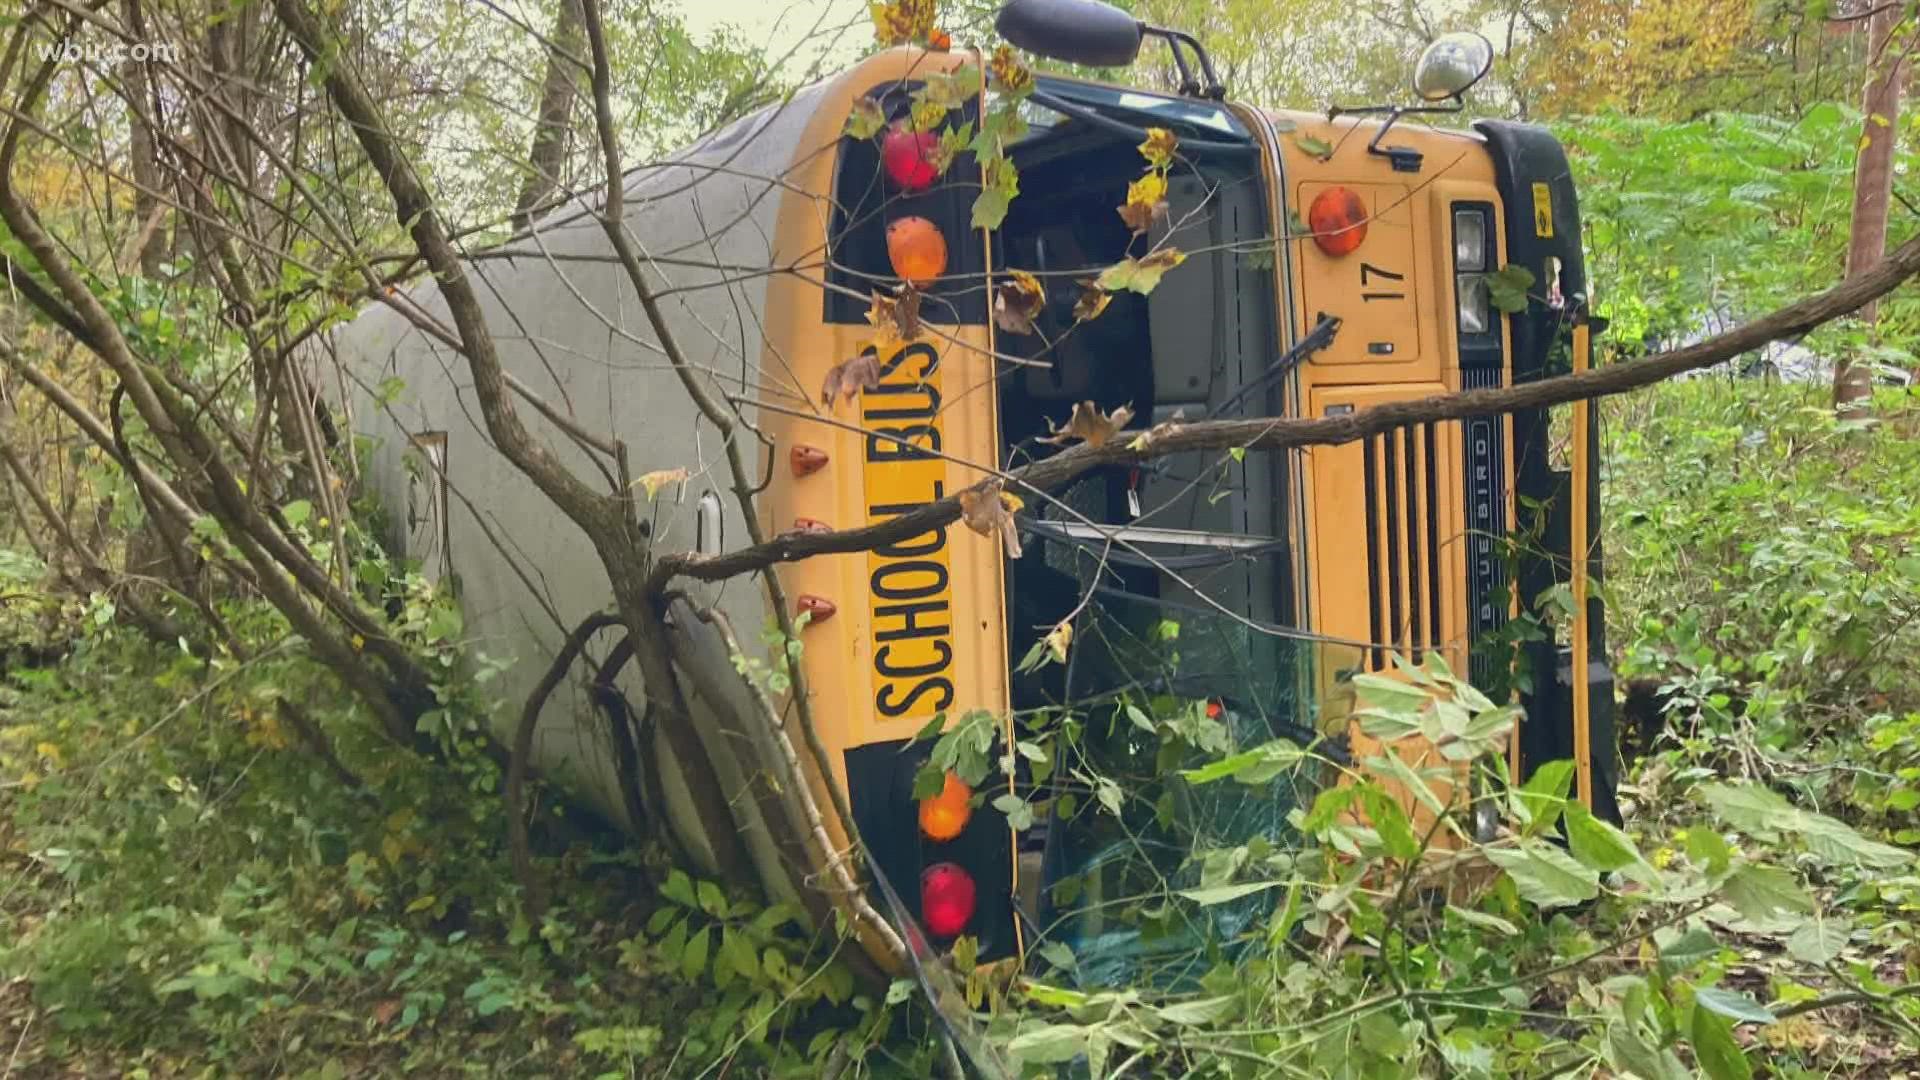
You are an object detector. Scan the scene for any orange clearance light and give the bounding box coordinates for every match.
[918,771,972,841]
[886,216,948,286]
[1307,186,1368,256]
[920,862,977,938]
[793,517,831,533]
[795,595,836,622]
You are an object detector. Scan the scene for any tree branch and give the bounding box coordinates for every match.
[658,226,1920,584]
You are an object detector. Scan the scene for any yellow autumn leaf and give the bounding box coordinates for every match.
[1137,127,1178,169]
[1043,620,1072,664]
[870,0,934,46]
[1040,401,1134,448]
[635,468,690,499]
[1118,171,1169,233]
[993,269,1046,335]
[957,480,1023,558]
[990,44,1033,95]
[1073,281,1112,322]
[910,97,948,133]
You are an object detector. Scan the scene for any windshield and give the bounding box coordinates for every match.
[1024,590,1361,988]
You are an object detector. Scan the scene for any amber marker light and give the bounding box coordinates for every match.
[886,216,949,286]
[1307,186,1369,256]
[918,771,972,841]
[789,444,828,477]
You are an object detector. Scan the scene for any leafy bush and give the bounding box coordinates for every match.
[1606,380,1920,759]
[0,622,910,1077]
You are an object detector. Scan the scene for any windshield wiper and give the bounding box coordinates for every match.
[1207,313,1342,418]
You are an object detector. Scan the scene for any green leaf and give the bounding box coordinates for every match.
[1359,786,1421,860]
[1657,925,1721,974]
[885,977,914,1005]
[1156,994,1239,1025]
[1690,999,1755,1080]
[281,500,312,528]
[1699,782,1795,833]
[1352,672,1431,713]
[1486,264,1535,314]
[1566,804,1659,883]
[1182,740,1303,786]
[1685,826,1734,876]
[680,926,710,980]
[1095,249,1187,295]
[1294,133,1333,158]
[660,870,698,908]
[992,792,1034,831]
[1704,783,1912,868]
[971,186,1013,231]
[911,764,946,800]
[1036,941,1075,971]
[1372,748,1448,819]
[1692,985,1776,1024]
[1517,759,1576,836]
[912,712,947,743]
[1721,863,1813,920]
[1486,839,1600,908]
[1794,811,1912,869]
[1787,916,1851,964]
[720,928,759,980]
[1008,1023,1088,1064]
[1606,1022,1689,1080]
[1447,905,1519,936]
[845,96,886,139]
[696,879,728,918]
[1178,880,1282,906]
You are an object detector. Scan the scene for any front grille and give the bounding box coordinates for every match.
[1461,368,1509,687]
[1362,422,1443,670]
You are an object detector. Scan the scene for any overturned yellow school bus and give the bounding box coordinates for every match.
[336,0,1614,975]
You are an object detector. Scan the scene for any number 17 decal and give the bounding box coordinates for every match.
[1360,261,1405,301]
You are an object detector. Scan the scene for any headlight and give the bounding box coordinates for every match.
[1453,208,1488,270]
[1457,273,1491,335]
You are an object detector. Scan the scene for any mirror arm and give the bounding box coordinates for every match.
[1355,100,1465,173]
[1142,23,1225,99]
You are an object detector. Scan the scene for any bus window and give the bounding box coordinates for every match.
[994,85,1289,716]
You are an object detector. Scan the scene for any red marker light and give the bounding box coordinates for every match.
[1307,186,1368,256]
[881,122,939,192]
[920,862,977,937]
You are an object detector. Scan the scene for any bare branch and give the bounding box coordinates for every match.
[660,225,1920,584]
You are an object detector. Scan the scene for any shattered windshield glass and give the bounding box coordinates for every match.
[1028,589,1363,989]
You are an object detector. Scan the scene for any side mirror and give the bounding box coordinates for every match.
[1412,32,1494,102]
[995,0,1143,69]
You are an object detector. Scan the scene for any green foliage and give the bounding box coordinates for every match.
[1607,380,1920,759]
[1562,108,1920,356]
[0,622,916,1076]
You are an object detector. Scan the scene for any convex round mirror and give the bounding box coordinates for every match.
[995,0,1143,69]
[1413,32,1494,102]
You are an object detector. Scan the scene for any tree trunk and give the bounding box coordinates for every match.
[1837,3,1906,412]
[512,0,585,233]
